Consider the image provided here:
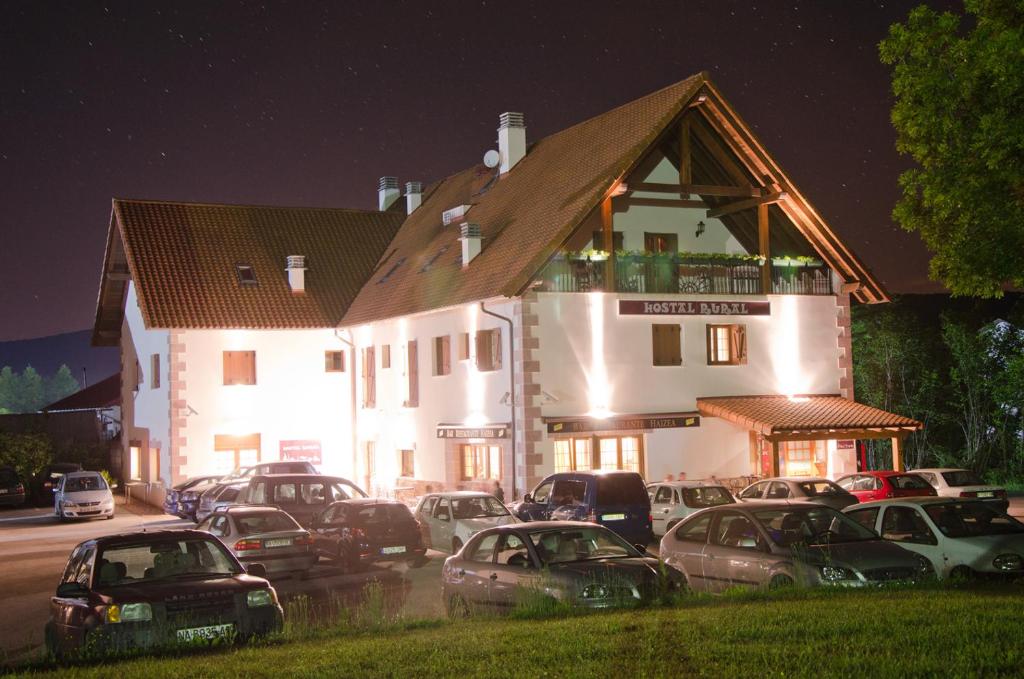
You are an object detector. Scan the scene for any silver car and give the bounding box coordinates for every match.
[197,505,317,577]
[195,481,247,523]
[738,477,858,511]
[660,502,933,591]
[441,521,681,616]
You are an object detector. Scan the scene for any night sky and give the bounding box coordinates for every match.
[0,0,958,341]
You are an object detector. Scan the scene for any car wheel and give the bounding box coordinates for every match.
[769,574,794,590]
[44,622,61,659]
[950,566,974,582]
[409,555,429,569]
[452,538,463,554]
[446,594,470,619]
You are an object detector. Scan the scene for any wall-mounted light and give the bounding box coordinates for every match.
[695,220,706,238]
[611,182,629,197]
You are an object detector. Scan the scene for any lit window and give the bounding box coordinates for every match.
[706,324,747,365]
[460,445,501,480]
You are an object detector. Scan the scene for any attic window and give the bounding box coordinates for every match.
[236,264,258,286]
[377,257,406,284]
[419,245,451,273]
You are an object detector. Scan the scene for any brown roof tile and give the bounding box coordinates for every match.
[111,199,404,329]
[696,395,923,437]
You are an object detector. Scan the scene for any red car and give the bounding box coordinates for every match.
[836,471,937,503]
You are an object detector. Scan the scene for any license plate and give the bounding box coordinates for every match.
[602,513,626,521]
[176,623,234,643]
[977,491,995,498]
[264,538,292,548]
[0,489,7,494]
[381,545,406,555]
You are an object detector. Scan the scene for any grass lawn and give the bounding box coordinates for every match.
[13,585,1024,678]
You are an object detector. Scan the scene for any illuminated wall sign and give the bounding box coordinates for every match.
[437,424,510,439]
[836,439,856,450]
[618,300,771,316]
[547,414,700,434]
[279,439,322,465]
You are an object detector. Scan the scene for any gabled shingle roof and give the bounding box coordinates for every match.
[99,200,404,333]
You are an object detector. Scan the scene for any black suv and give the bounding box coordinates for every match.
[45,530,282,657]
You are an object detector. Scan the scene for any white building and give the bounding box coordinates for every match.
[93,72,921,505]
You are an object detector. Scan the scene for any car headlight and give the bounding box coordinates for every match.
[106,602,152,623]
[820,566,855,582]
[993,554,1023,571]
[581,584,610,599]
[247,589,276,608]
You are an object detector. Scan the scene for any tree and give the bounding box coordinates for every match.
[19,366,45,413]
[880,2,1024,297]
[0,432,52,482]
[45,364,80,406]
[0,366,19,413]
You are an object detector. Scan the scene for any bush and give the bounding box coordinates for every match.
[0,432,53,480]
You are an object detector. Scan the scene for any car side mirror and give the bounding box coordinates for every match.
[56,582,88,598]
[246,563,268,579]
[523,494,533,504]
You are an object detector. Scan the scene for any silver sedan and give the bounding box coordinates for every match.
[660,502,932,591]
[197,505,317,577]
[738,477,858,511]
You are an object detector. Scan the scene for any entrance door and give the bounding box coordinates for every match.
[364,442,376,495]
[781,440,826,477]
[644,232,679,293]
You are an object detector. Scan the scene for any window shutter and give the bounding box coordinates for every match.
[366,347,376,407]
[732,325,748,364]
[223,352,234,385]
[653,324,681,366]
[669,324,681,365]
[245,351,256,385]
[442,335,451,375]
[475,331,488,371]
[407,340,419,407]
[458,333,470,360]
[705,325,715,365]
[491,328,502,370]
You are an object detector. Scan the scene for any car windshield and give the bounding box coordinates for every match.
[65,475,107,492]
[95,538,241,586]
[754,506,878,546]
[596,475,646,506]
[681,486,733,508]
[890,474,932,490]
[924,503,1024,538]
[452,496,510,519]
[352,504,414,523]
[235,512,300,535]
[798,481,847,496]
[941,471,985,487]
[529,527,639,564]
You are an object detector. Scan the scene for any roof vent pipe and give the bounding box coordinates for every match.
[286,255,307,293]
[460,223,482,268]
[497,112,525,174]
[405,181,423,214]
[378,176,400,211]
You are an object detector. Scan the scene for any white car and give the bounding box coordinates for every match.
[646,481,736,537]
[912,468,1008,512]
[414,491,517,554]
[844,498,1024,579]
[54,471,115,520]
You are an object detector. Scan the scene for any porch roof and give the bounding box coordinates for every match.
[695,395,922,442]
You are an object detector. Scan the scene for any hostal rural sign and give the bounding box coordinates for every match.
[618,300,771,316]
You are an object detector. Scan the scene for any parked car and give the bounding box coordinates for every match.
[737,477,858,510]
[310,499,428,572]
[163,475,222,517]
[660,502,933,592]
[415,491,517,554]
[646,481,735,537]
[54,471,115,521]
[195,482,247,523]
[44,529,282,658]
[835,471,937,503]
[197,506,317,577]
[0,465,27,507]
[221,461,319,483]
[236,474,367,527]
[34,462,82,505]
[178,481,223,522]
[912,468,1009,513]
[844,498,1024,579]
[442,521,681,616]
[514,471,653,546]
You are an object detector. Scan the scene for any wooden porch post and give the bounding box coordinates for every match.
[891,436,904,472]
[770,439,781,477]
[758,202,771,294]
[601,196,614,291]
[679,118,692,185]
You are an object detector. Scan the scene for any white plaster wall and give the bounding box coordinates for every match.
[350,300,515,490]
[123,282,171,483]
[179,328,354,480]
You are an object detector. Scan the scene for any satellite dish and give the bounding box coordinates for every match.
[483,149,500,168]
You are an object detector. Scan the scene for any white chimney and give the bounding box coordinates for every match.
[378,176,400,211]
[405,181,423,214]
[286,255,307,293]
[497,112,526,174]
[460,223,482,267]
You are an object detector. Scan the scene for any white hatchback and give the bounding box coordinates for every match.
[54,471,115,520]
[912,468,1008,513]
[414,492,516,554]
[844,498,1024,579]
[646,482,736,537]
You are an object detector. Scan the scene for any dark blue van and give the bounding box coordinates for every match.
[513,471,653,547]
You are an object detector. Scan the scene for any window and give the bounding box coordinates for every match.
[644,232,678,253]
[766,482,790,499]
[782,440,826,477]
[496,534,531,567]
[381,344,391,369]
[213,434,261,475]
[377,257,406,283]
[654,486,675,504]
[554,436,642,474]
[235,264,258,286]
[712,512,763,550]
[881,506,937,545]
[652,324,682,366]
[551,479,587,505]
[325,350,345,372]
[432,335,451,376]
[405,340,419,407]
[400,449,414,478]
[223,351,256,385]
[739,482,766,500]
[461,444,501,480]
[129,444,141,481]
[675,514,712,542]
[846,507,879,532]
[475,328,502,371]
[706,324,747,365]
[458,333,470,361]
[591,230,624,251]
[150,354,160,389]
[361,346,376,408]
[599,436,641,473]
[465,534,499,562]
[531,482,552,504]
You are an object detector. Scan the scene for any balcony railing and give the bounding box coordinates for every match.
[537,254,832,296]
